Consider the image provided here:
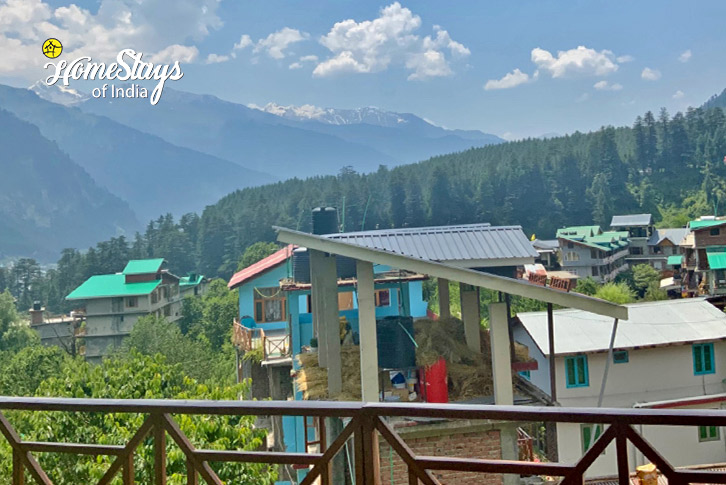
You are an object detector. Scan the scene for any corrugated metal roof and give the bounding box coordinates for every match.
[648,228,690,246]
[228,245,294,289]
[531,239,559,251]
[516,298,726,356]
[689,219,726,230]
[66,274,161,300]
[707,251,726,270]
[122,258,165,275]
[610,213,653,227]
[666,255,683,266]
[324,223,538,265]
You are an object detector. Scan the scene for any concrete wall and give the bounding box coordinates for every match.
[238,265,290,332]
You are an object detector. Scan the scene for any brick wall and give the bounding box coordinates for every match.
[378,419,513,485]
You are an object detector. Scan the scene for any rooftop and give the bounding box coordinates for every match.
[688,218,726,230]
[558,227,629,252]
[516,298,726,356]
[228,245,295,290]
[66,273,161,300]
[556,225,601,238]
[610,213,652,227]
[122,258,165,275]
[180,274,204,287]
[647,228,690,247]
[324,223,538,267]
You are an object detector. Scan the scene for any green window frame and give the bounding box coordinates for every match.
[693,343,715,375]
[565,355,589,388]
[581,424,605,453]
[613,350,629,364]
[698,426,720,442]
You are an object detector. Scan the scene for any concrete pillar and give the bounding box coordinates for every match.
[460,283,481,352]
[310,250,342,395]
[356,260,379,402]
[437,278,451,319]
[489,302,514,405]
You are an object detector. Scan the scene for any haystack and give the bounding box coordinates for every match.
[295,317,534,402]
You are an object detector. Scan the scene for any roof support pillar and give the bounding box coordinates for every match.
[438,278,451,319]
[547,303,557,403]
[489,301,514,405]
[460,283,481,352]
[356,260,379,402]
[310,250,342,395]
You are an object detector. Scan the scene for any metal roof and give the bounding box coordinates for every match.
[122,258,165,275]
[688,219,726,230]
[531,239,559,251]
[324,223,538,267]
[516,298,726,356]
[610,213,652,227]
[66,274,161,300]
[647,228,690,246]
[228,245,294,290]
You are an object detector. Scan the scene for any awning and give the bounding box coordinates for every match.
[707,252,726,270]
[666,255,683,266]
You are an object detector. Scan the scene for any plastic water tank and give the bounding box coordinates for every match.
[376,316,416,369]
[312,207,339,235]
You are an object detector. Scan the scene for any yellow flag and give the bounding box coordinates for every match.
[530,233,536,241]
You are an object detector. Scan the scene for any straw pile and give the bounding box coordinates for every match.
[295,317,533,402]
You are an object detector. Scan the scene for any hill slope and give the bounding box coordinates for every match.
[0,109,138,260]
[0,85,274,221]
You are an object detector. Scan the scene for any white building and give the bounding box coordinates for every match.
[513,299,726,478]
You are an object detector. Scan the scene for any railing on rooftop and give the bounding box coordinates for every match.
[0,397,725,484]
[232,320,290,361]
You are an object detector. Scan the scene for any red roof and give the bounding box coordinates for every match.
[228,245,295,290]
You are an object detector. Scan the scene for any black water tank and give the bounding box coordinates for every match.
[377,316,416,369]
[293,248,310,283]
[336,256,357,279]
[312,207,338,235]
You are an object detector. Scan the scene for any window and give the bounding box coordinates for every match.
[693,343,715,375]
[126,296,138,308]
[151,291,158,304]
[338,292,355,310]
[518,370,531,380]
[567,242,574,249]
[565,355,589,388]
[698,426,720,442]
[375,289,391,307]
[631,247,643,255]
[254,287,287,323]
[590,249,598,259]
[613,350,629,364]
[581,424,605,453]
[592,266,599,277]
[564,251,580,262]
[711,228,721,236]
[163,305,171,317]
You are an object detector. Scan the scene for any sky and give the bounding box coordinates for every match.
[1,0,725,139]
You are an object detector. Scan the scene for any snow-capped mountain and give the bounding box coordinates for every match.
[250,103,414,127]
[29,81,89,106]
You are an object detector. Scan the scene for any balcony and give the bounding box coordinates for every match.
[232,320,290,362]
[0,396,724,484]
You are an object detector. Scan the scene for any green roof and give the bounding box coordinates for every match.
[707,251,726,271]
[689,219,726,230]
[667,255,683,266]
[556,226,601,238]
[122,259,165,275]
[180,274,204,287]
[66,274,160,300]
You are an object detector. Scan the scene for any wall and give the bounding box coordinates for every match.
[694,227,726,248]
[378,419,511,485]
[238,264,290,332]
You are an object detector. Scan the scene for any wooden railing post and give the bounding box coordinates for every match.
[154,415,166,485]
[187,456,198,485]
[122,453,134,485]
[12,448,24,485]
[615,424,629,485]
[360,414,381,485]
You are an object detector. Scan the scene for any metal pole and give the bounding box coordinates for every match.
[598,318,619,407]
[547,303,556,403]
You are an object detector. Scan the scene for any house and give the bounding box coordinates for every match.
[65,259,196,361]
[531,239,560,270]
[645,228,689,270]
[179,272,208,298]
[610,214,654,265]
[513,298,726,478]
[556,226,630,282]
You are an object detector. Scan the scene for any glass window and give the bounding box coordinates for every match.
[710,228,720,236]
[581,424,605,453]
[254,287,287,323]
[693,343,715,375]
[698,426,720,442]
[375,289,391,307]
[126,296,138,308]
[613,350,629,364]
[565,355,589,388]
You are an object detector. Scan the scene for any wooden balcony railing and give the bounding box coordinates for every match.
[0,397,724,484]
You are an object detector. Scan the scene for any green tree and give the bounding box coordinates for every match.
[237,242,280,272]
[9,352,275,484]
[632,264,661,298]
[0,345,68,396]
[0,290,19,336]
[574,277,600,296]
[643,282,668,301]
[595,282,636,304]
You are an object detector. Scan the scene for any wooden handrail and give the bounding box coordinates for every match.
[0,397,724,484]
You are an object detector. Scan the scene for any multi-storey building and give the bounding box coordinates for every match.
[556,226,629,282]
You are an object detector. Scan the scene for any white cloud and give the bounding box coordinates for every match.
[531,45,619,78]
[0,0,221,79]
[288,54,318,70]
[313,2,469,80]
[678,49,692,63]
[254,27,308,59]
[576,92,590,103]
[616,55,634,63]
[151,44,199,64]
[206,53,230,64]
[288,62,303,70]
[641,67,661,81]
[233,34,252,51]
[299,55,318,63]
[673,90,685,99]
[593,80,623,91]
[484,68,533,90]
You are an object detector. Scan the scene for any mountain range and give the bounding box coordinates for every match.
[0,82,503,260]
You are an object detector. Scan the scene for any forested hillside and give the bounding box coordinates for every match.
[3,104,726,313]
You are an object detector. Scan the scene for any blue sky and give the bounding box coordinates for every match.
[2,0,725,138]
